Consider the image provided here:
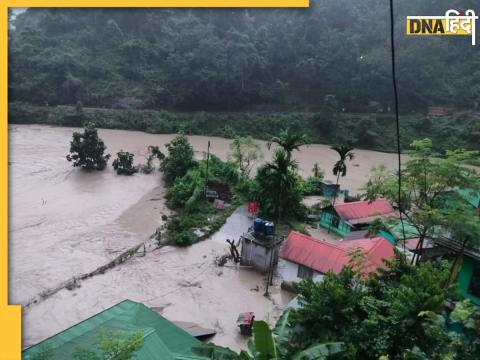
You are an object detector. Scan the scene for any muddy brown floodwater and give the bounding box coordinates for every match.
[9,124,399,351]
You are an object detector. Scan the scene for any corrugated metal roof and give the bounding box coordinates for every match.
[334,199,395,224]
[22,300,208,360]
[279,231,394,275]
[457,189,480,209]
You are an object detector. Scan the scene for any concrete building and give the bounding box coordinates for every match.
[240,231,283,273]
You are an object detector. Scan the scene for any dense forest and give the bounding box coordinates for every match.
[7,1,480,152]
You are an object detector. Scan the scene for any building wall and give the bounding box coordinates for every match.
[378,230,396,245]
[318,211,351,237]
[241,239,278,273]
[278,259,324,283]
[457,256,480,305]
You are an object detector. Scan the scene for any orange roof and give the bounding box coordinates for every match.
[334,199,395,225]
[279,231,394,275]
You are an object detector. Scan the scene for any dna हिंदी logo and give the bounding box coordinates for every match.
[406,9,478,45]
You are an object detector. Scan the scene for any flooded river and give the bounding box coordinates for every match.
[9,124,399,350]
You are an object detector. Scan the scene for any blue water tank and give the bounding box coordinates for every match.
[264,222,275,236]
[253,218,264,233]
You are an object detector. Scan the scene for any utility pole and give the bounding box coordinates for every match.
[264,237,275,297]
[205,141,211,195]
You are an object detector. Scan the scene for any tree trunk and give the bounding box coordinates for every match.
[328,172,342,234]
[410,233,425,265]
[445,238,468,289]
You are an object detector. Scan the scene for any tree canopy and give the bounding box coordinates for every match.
[8,1,479,113]
[66,123,110,170]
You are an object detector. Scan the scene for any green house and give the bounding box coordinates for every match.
[23,300,210,360]
[457,257,480,305]
[457,189,480,212]
[437,189,480,305]
[378,220,421,246]
[319,199,396,237]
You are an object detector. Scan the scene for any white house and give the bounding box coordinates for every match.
[278,231,394,284]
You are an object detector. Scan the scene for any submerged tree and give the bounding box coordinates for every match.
[112,151,138,175]
[66,123,110,170]
[160,133,195,185]
[139,145,164,174]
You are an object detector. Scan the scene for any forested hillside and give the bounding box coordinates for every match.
[7,1,480,152]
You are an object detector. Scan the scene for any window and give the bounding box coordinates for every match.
[297,265,314,279]
[468,262,480,298]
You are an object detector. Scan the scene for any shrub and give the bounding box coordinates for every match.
[112,151,138,175]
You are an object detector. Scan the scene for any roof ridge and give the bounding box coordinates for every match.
[289,231,344,251]
[23,299,138,351]
[335,198,386,207]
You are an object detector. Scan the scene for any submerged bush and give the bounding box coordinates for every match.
[112,151,138,175]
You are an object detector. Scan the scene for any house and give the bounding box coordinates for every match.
[436,189,480,305]
[457,189,480,213]
[378,220,439,261]
[278,231,394,284]
[23,300,209,360]
[319,199,396,237]
[427,106,449,117]
[240,227,283,273]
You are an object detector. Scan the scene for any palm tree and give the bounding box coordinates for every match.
[331,145,355,180]
[267,129,308,160]
[257,148,299,220]
[329,145,354,232]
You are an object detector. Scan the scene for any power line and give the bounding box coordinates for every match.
[389,0,407,254]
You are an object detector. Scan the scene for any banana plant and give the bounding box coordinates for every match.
[193,309,343,360]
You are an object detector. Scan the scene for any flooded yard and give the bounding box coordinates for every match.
[9,124,399,350]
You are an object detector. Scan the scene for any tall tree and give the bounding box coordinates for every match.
[328,144,354,231]
[291,254,454,359]
[160,133,195,185]
[255,148,302,219]
[267,129,308,161]
[229,136,263,176]
[363,139,480,264]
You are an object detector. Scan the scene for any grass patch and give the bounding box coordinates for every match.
[159,198,243,246]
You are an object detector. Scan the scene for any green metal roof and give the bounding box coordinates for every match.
[22,300,208,360]
[457,189,480,209]
[386,220,420,241]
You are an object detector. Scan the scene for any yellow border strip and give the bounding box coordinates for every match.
[8,0,309,7]
[2,4,22,359]
[1,1,309,359]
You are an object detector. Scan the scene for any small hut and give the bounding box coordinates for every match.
[320,180,340,198]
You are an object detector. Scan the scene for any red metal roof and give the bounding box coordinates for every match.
[334,199,395,225]
[279,231,394,275]
[427,106,448,116]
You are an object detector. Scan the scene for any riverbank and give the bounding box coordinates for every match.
[10,102,480,153]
